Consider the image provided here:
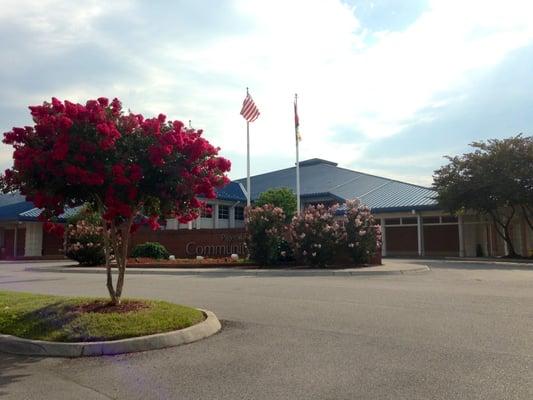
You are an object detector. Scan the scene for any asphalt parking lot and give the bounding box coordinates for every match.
[1,259,532,400]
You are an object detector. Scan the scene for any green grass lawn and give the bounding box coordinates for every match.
[0,290,205,342]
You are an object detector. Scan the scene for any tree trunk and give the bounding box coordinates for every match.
[488,210,518,258]
[503,225,518,258]
[101,220,119,304]
[111,214,135,303]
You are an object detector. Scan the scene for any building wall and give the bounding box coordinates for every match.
[129,227,246,258]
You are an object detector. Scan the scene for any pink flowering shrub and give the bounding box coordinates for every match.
[288,200,381,267]
[1,97,230,304]
[65,209,105,266]
[245,205,288,265]
[289,204,343,267]
[343,199,382,264]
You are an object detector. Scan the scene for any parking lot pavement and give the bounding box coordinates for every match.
[1,259,532,400]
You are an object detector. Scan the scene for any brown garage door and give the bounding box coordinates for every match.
[423,225,459,256]
[386,226,418,256]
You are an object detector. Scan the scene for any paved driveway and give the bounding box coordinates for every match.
[1,259,532,399]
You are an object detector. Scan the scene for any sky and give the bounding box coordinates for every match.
[1,0,533,186]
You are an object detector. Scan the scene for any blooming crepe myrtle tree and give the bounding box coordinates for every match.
[1,97,230,304]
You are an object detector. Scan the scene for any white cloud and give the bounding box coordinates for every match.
[1,0,533,181]
[157,0,533,169]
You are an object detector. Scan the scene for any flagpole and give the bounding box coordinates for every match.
[295,93,301,214]
[246,88,251,207]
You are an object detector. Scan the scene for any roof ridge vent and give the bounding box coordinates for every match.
[298,158,338,167]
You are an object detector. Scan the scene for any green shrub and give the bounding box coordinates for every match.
[132,242,170,260]
[255,188,297,221]
[65,208,105,266]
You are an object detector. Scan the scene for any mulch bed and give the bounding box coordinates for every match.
[88,257,380,269]
[125,257,257,268]
[69,300,150,314]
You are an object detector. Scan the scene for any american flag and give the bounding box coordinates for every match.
[240,93,260,123]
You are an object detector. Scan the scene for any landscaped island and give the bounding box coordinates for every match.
[0,290,204,342]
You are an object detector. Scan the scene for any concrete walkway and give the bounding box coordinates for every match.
[26,261,430,277]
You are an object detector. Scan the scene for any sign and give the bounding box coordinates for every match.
[128,228,247,259]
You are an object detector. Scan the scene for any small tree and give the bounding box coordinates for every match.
[433,135,533,257]
[1,97,230,304]
[256,187,297,221]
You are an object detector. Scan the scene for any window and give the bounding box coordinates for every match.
[218,205,229,220]
[235,206,244,221]
[201,206,212,218]
[401,217,418,225]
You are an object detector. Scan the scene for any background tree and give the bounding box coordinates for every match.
[1,97,231,304]
[255,187,297,221]
[433,135,533,257]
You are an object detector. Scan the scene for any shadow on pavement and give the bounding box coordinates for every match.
[0,354,42,397]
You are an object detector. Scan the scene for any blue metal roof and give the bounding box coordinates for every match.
[236,158,438,212]
[0,162,435,220]
[0,200,36,221]
[215,181,247,202]
[0,193,85,222]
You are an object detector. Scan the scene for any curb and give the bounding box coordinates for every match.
[443,258,533,267]
[27,265,431,277]
[0,309,221,358]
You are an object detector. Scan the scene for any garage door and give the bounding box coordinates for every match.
[423,225,459,256]
[386,226,418,256]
